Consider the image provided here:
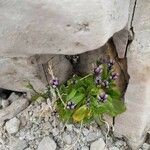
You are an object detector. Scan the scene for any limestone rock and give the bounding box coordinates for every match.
[5,117,20,134]
[0,98,29,122]
[7,92,19,103]
[113,28,129,58]
[0,1,130,56]
[90,138,105,150]
[1,99,9,108]
[37,137,56,150]
[115,0,150,149]
[0,55,72,92]
[11,139,28,150]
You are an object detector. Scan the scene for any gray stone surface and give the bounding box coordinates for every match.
[0,55,72,92]
[5,117,20,134]
[0,0,129,56]
[113,28,129,58]
[11,139,28,150]
[90,138,105,150]
[0,98,29,122]
[115,0,150,149]
[37,137,56,150]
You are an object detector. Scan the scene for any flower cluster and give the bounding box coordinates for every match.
[93,59,119,103]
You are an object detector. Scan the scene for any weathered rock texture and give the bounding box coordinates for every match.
[115,0,150,149]
[0,55,72,92]
[0,0,130,56]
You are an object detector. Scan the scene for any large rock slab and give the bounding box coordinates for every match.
[0,0,129,56]
[115,0,150,149]
[0,55,72,92]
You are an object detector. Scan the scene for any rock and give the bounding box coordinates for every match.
[109,146,120,150]
[24,148,31,150]
[7,92,19,103]
[0,98,29,122]
[1,99,9,108]
[65,124,73,132]
[5,117,20,134]
[114,0,150,149]
[0,1,130,56]
[90,138,105,150]
[52,128,59,136]
[11,139,28,150]
[86,132,99,142]
[113,28,129,58]
[0,55,72,92]
[142,143,150,150]
[37,137,56,150]
[115,140,124,148]
[62,133,72,145]
[81,146,89,150]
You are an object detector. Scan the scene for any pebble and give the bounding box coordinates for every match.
[142,143,150,150]
[86,132,99,142]
[81,146,89,150]
[7,92,19,103]
[63,133,72,144]
[1,99,9,108]
[37,137,56,150]
[90,138,106,150]
[109,146,120,150]
[11,139,28,150]
[5,117,20,134]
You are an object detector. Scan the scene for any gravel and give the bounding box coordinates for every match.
[0,93,149,150]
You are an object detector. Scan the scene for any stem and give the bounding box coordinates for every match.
[79,74,92,81]
[56,88,66,107]
[99,116,110,148]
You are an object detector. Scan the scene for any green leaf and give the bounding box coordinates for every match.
[72,93,85,104]
[66,89,77,101]
[73,105,87,122]
[107,87,121,99]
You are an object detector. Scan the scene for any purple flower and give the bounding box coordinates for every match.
[98,92,108,103]
[94,66,102,75]
[102,80,109,88]
[95,76,101,85]
[107,59,114,70]
[66,101,76,109]
[110,72,119,80]
[50,79,59,88]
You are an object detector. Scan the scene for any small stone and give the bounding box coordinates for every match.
[0,98,29,122]
[82,128,90,136]
[90,138,105,150]
[109,146,120,150]
[7,92,19,103]
[81,146,89,150]
[24,148,31,150]
[115,140,124,148]
[11,139,28,150]
[63,133,72,144]
[142,143,150,150]
[5,117,20,134]
[86,132,98,142]
[52,128,59,136]
[37,137,56,150]
[65,124,73,131]
[1,99,9,108]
